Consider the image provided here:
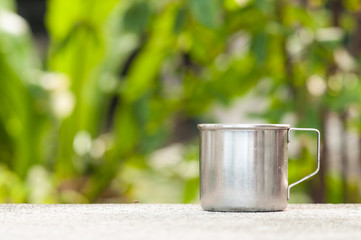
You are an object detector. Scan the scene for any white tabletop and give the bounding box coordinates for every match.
[0,204,360,240]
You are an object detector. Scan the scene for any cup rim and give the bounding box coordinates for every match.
[197,124,291,130]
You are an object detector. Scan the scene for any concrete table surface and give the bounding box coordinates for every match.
[0,204,360,240]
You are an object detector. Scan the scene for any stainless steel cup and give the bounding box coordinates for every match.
[198,124,320,212]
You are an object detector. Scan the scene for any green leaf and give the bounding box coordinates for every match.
[0,0,14,11]
[123,1,150,33]
[122,6,175,102]
[173,6,186,34]
[251,32,267,66]
[182,177,199,203]
[187,0,219,28]
[0,0,15,11]
[46,0,83,40]
[46,0,119,40]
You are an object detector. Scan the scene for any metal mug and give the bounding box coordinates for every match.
[198,124,320,212]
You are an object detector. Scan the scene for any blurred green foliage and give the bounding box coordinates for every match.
[0,0,360,203]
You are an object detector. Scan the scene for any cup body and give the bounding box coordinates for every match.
[198,124,290,212]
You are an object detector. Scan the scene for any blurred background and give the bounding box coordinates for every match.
[0,0,360,203]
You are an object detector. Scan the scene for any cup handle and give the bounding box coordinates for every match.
[287,128,321,200]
